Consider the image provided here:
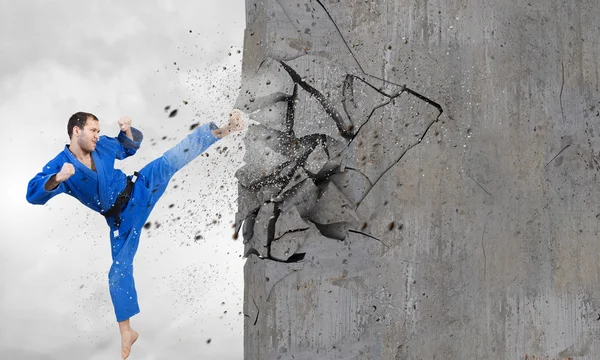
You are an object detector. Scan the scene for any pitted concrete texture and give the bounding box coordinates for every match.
[236,0,600,359]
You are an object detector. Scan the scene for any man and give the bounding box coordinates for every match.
[26,110,245,359]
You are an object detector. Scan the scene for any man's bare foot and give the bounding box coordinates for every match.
[120,328,138,359]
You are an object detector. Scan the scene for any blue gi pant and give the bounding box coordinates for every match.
[106,124,218,322]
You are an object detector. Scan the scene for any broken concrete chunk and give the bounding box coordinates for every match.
[294,222,331,253]
[340,91,440,183]
[281,179,319,218]
[328,169,373,208]
[237,184,262,221]
[303,144,329,176]
[242,209,258,243]
[275,206,309,239]
[342,75,391,130]
[270,231,306,261]
[308,182,359,225]
[274,168,309,201]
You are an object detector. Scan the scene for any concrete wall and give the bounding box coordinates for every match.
[235,0,600,358]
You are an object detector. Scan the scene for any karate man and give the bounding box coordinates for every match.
[26,110,245,359]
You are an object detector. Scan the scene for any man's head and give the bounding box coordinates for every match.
[67,112,100,152]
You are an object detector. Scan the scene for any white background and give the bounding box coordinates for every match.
[0,1,246,359]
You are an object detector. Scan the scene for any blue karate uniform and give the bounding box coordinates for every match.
[26,123,220,321]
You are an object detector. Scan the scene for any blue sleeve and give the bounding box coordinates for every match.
[98,126,143,160]
[116,126,143,159]
[199,122,220,149]
[26,159,67,205]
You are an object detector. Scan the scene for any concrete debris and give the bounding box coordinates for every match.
[308,182,359,225]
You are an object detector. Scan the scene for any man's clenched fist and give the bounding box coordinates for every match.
[118,116,132,133]
[56,163,75,182]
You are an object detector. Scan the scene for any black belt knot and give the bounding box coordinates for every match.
[102,172,138,228]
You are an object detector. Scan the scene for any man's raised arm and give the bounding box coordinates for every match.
[110,116,143,160]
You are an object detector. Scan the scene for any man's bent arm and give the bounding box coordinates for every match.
[44,175,61,191]
[26,171,66,205]
[122,127,133,141]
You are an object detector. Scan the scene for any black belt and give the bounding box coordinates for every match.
[102,172,138,228]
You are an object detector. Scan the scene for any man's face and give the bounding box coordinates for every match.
[75,118,100,152]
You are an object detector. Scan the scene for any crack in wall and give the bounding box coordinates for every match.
[467,173,492,196]
[251,295,259,326]
[560,61,566,122]
[313,0,364,73]
[238,0,448,304]
[280,61,354,139]
[356,110,443,207]
[545,143,571,167]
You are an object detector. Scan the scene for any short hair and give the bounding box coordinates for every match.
[67,112,99,138]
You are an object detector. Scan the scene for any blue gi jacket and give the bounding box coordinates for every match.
[26,128,144,213]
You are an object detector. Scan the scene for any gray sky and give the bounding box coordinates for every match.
[0,1,246,359]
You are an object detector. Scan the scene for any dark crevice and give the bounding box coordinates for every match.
[244,247,261,259]
[280,61,354,139]
[251,295,259,326]
[341,75,356,121]
[274,227,310,241]
[402,87,444,114]
[285,83,299,136]
[285,252,306,262]
[266,203,282,259]
[313,164,342,183]
[247,251,307,264]
[348,229,389,248]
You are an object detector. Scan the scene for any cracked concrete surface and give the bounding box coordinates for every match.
[236,0,600,359]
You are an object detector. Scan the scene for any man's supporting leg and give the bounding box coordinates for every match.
[108,123,219,358]
[109,258,140,321]
[108,226,145,359]
[119,318,139,360]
